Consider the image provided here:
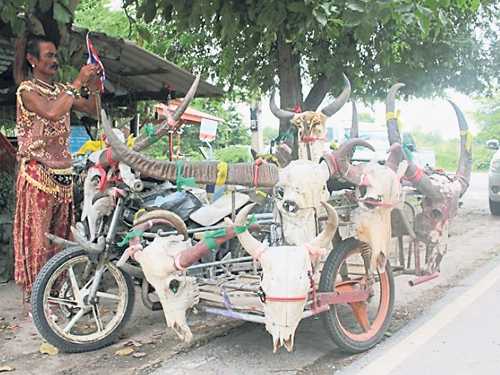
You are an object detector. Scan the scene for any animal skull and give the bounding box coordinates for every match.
[133,235,199,342]
[275,160,330,246]
[235,202,338,352]
[352,161,403,274]
[270,74,350,163]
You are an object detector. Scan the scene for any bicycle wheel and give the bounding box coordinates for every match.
[319,238,395,353]
[31,246,135,352]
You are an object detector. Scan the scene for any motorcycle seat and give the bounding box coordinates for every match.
[189,192,250,227]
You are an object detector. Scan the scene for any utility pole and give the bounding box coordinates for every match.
[250,100,263,155]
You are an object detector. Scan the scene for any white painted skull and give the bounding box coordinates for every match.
[133,235,200,342]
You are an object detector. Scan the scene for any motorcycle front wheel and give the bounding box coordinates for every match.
[31,246,135,352]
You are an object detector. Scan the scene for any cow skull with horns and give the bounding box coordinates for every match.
[233,201,338,352]
[385,84,472,274]
[115,209,261,341]
[270,74,351,163]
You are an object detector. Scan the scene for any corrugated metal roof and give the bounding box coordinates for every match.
[71,27,224,100]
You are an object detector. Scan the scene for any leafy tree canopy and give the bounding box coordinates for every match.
[470,92,500,142]
[124,0,500,112]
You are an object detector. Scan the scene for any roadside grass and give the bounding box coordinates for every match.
[425,140,494,172]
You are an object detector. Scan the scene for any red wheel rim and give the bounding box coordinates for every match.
[333,249,391,341]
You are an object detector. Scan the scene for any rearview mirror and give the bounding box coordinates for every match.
[486,139,499,150]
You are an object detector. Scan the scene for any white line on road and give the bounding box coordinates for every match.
[353,262,500,375]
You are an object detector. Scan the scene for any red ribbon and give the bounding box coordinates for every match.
[403,166,423,183]
[106,147,119,168]
[253,157,264,187]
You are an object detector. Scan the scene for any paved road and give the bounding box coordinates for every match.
[338,251,500,375]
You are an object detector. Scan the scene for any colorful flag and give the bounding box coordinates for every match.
[86,32,106,93]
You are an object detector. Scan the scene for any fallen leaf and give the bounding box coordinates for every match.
[194,324,208,331]
[133,352,147,358]
[116,347,134,356]
[0,365,12,372]
[99,308,108,314]
[132,340,143,347]
[139,339,154,345]
[152,331,164,337]
[124,340,134,347]
[40,343,59,355]
[7,324,19,331]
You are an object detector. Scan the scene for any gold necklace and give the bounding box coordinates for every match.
[33,78,56,91]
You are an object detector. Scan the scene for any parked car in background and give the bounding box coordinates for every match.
[486,139,500,215]
[350,128,436,168]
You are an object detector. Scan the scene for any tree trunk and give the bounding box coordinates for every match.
[276,31,302,136]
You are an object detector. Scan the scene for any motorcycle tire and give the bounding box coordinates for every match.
[319,238,395,354]
[31,246,135,353]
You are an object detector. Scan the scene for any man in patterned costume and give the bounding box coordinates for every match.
[13,33,101,310]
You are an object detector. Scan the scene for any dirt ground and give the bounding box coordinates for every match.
[0,173,499,375]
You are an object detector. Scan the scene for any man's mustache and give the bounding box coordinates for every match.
[50,64,59,70]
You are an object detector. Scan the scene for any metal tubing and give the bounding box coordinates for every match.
[317,290,370,305]
[198,306,266,324]
[188,256,254,270]
[409,271,439,287]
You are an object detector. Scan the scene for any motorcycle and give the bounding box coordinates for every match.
[30,156,275,353]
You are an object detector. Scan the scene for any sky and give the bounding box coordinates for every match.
[240,89,477,142]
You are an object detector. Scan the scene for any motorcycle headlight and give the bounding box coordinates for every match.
[491,159,500,173]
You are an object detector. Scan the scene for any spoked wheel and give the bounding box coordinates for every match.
[319,238,395,353]
[31,246,135,352]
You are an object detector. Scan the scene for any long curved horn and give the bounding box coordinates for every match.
[101,110,280,186]
[448,100,472,197]
[321,73,351,117]
[350,100,358,139]
[170,75,201,122]
[307,202,338,249]
[386,143,404,173]
[132,75,201,151]
[70,228,106,254]
[335,138,375,185]
[269,91,296,121]
[133,210,188,240]
[386,83,405,145]
[234,203,263,257]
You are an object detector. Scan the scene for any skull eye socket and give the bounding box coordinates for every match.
[283,200,298,213]
[430,209,442,220]
[359,185,367,196]
[169,279,181,294]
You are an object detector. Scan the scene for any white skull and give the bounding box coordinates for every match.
[292,112,328,163]
[353,163,401,273]
[134,235,199,342]
[235,202,338,352]
[275,160,330,246]
[259,245,312,352]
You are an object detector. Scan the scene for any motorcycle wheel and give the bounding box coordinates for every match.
[31,246,135,352]
[319,238,395,354]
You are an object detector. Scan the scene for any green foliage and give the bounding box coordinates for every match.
[412,128,491,172]
[213,146,253,163]
[358,112,375,123]
[470,92,500,143]
[141,97,250,160]
[0,172,15,218]
[74,0,136,39]
[263,126,279,143]
[127,0,500,106]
